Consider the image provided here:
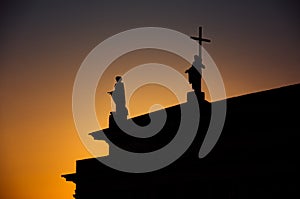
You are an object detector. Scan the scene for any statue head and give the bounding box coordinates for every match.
[194,55,200,61]
[115,76,122,82]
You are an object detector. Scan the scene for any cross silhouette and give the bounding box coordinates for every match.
[190,26,211,58]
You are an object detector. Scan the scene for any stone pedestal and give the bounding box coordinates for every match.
[187,91,205,103]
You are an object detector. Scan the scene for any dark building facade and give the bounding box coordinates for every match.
[62,84,300,199]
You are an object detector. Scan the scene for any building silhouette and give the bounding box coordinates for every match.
[62,83,300,199]
[62,27,299,198]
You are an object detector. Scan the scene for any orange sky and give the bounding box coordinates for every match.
[1,1,300,199]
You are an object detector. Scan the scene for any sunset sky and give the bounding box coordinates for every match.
[1,1,300,199]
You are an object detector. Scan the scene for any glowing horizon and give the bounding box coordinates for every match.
[1,1,300,199]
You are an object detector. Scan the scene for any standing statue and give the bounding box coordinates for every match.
[108,76,128,118]
[185,55,205,92]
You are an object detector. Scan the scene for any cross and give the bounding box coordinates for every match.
[190,26,211,59]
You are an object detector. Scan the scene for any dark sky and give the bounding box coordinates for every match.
[1,0,300,94]
[0,1,299,199]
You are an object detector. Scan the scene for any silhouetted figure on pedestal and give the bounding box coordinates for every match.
[186,26,211,101]
[108,76,128,119]
[185,55,205,93]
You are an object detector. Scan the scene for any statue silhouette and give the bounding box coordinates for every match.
[108,76,128,118]
[185,55,205,92]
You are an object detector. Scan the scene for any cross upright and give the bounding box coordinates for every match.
[190,26,211,59]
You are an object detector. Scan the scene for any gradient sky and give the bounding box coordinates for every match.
[1,0,299,199]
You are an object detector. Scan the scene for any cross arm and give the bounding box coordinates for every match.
[190,36,199,40]
[190,36,211,43]
[202,38,211,43]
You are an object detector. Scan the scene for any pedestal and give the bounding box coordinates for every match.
[187,91,205,103]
